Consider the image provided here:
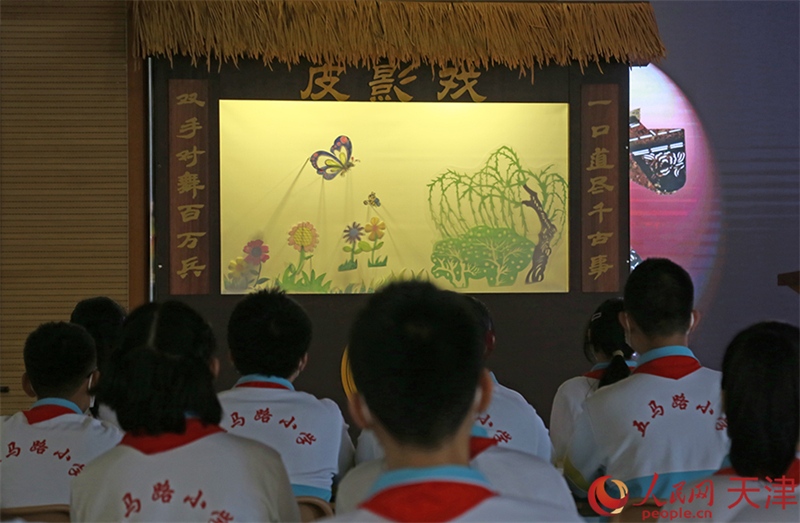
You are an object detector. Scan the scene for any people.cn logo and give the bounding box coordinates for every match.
[588,475,630,516]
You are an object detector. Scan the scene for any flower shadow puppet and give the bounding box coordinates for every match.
[363,217,388,267]
[277,221,332,292]
[224,239,271,292]
[339,221,364,271]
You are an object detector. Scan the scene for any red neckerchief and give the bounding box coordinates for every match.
[633,356,701,379]
[23,405,77,424]
[120,419,225,455]
[361,481,496,522]
[583,365,637,379]
[715,458,800,481]
[469,436,498,458]
[234,381,291,390]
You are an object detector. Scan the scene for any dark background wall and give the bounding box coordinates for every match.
[649,1,799,371]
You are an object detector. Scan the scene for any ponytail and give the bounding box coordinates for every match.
[598,350,632,388]
[589,298,634,388]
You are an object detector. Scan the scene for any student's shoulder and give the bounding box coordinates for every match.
[555,375,595,397]
[474,495,582,522]
[292,391,347,418]
[492,381,536,409]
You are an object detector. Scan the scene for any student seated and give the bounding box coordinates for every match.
[70,301,299,522]
[665,321,799,522]
[565,258,729,499]
[0,322,122,508]
[356,296,552,463]
[330,281,581,522]
[550,298,636,467]
[70,296,126,423]
[218,289,354,500]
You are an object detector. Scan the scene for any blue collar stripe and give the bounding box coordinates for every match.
[471,425,489,437]
[291,484,331,501]
[31,398,83,415]
[369,465,489,495]
[637,346,697,366]
[235,374,295,391]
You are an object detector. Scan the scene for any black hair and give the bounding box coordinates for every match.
[348,281,484,448]
[464,296,494,337]
[95,301,221,435]
[24,322,96,399]
[587,298,634,388]
[70,296,125,375]
[623,258,694,338]
[722,321,799,479]
[227,288,313,378]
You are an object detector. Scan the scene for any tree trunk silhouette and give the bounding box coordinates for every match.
[522,184,557,283]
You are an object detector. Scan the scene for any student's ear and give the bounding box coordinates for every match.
[297,353,309,374]
[475,369,494,413]
[21,373,36,398]
[86,369,100,393]
[688,310,702,334]
[483,330,496,360]
[348,393,373,430]
[209,356,220,379]
[618,311,631,335]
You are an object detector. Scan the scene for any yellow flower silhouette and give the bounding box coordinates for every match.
[364,217,386,241]
[227,257,249,280]
[288,222,319,252]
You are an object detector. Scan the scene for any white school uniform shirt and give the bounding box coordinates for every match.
[0,398,122,508]
[96,402,120,428]
[355,373,552,463]
[550,360,636,467]
[217,374,354,500]
[70,419,300,522]
[337,434,577,514]
[326,465,582,522]
[664,455,800,523]
[565,346,730,499]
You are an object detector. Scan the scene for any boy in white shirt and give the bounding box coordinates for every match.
[329,281,580,522]
[218,289,353,501]
[356,296,552,463]
[0,322,122,508]
[564,258,729,501]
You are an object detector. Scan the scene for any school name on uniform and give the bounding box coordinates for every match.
[3,440,85,477]
[122,483,234,523]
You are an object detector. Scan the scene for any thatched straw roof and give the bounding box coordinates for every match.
[131,1,665,72]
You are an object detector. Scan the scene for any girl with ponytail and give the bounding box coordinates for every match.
[71,301,300,522]
[549,298,636,467]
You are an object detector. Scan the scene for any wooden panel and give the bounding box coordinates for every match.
[0,0,129,414]
[168,80,211,295]
[581,84,621,292]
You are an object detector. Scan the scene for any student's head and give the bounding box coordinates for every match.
[622,258,695,342]
[95,301,221,435]
[464,296,496,358]
[227,288,313,379]
[348,281,488,449]
[722,321,799,479]
[70,296,126,374]
[585,298,634,388]
[23,322,97,404]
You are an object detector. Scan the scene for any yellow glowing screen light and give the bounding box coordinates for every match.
[220,100,569,294]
